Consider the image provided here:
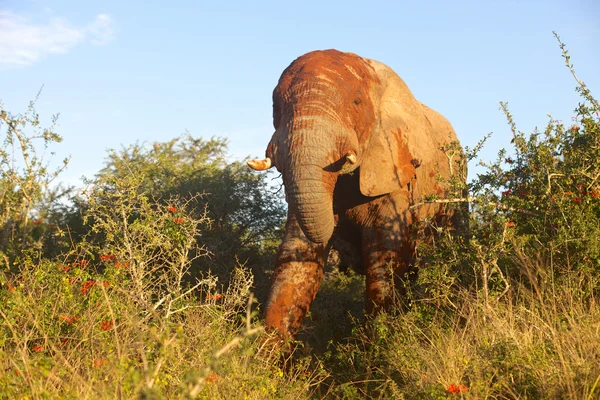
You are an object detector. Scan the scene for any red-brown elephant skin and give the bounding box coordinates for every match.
[248,50,464,342]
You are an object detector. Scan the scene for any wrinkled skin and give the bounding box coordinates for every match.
[249,50,464,341]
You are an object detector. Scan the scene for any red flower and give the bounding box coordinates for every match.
[32,219,42,225]
[590,189,600,199]
[501,189,512,196]
[81,280,96,295]
[99,281,110,287]
[93,359,106,367]
[572,197,582,204]
[60,315,79,325]
[7,282,15,292]
[505,221,516,228]
[206,372,220,383]
[100,320,114,331]
[168,206,177,214]
[99,254,115,261]
[31,344,43,352]
[59,264,71,271]
[571,125,579,131]
[173,217,184,224]
[564,191,574,196]
[446,383,468,393]
[115,261,129,269]
[206,294,223,301]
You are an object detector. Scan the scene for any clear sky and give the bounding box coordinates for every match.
[1,0,599,187]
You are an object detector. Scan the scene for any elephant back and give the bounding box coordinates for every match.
[360,58,459,199]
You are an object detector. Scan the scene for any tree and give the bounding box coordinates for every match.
[0,94,69,267]
[65,135,285,297]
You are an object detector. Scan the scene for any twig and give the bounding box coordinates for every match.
[554,31,600,110]
[0,112,32,172]
[409,197,472,210]
[214,326,265,359]
[586,171,600,192]
[408,197,540,217]
[547,173,565,194]
[588,372,600,400]
[156,278,209,314]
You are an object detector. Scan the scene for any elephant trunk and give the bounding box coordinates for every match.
[288,168,335,244]
[285,133,338,245]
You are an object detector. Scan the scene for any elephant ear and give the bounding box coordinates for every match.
[359,63,424,197]
[359,123,416,197]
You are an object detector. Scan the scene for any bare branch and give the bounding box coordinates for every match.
[409,196,541,217]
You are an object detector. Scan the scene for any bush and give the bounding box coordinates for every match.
[0,123,315,397]
[58,135,286,303]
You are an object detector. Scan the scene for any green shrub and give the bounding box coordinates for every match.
[54,135,286,304]
[0,137,315,398]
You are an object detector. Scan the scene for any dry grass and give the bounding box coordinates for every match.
[313,246,600,399]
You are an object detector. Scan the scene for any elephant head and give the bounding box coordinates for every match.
[248,50,456,245]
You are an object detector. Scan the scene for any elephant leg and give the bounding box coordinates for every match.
[265,214,326,340]
[330,221,364,275]
[362,228,414,314]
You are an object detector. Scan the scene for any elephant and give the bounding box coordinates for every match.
[248,49,464,341]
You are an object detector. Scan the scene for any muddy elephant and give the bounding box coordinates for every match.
[248,49,464,340]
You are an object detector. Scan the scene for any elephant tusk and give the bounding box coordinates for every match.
[247,157,273,171]
[346,151,357,165]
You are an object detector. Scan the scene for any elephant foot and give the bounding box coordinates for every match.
[364,249,413,314]
[255,328,294,364]
[264,261,323,340]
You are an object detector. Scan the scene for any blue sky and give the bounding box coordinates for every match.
[1,0,599,187]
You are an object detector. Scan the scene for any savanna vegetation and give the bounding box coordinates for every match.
[1,34,599,399]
